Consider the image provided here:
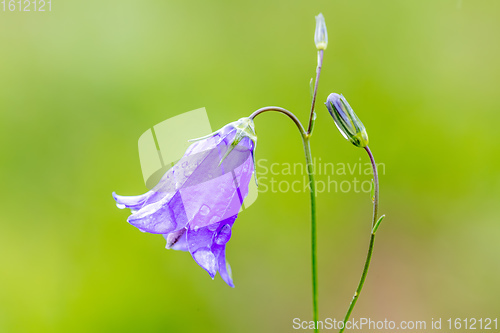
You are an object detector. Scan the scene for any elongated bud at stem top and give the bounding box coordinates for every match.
[314,13,328,50]
[325,93,369,148]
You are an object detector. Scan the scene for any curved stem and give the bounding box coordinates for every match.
[339,146,379,333]
[249,106,319,332]
[249,106,306,135]
[306,49,324,135]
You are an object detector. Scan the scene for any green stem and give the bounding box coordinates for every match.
[303,137,318,332]
[249,107,319,332]
[307,49,324,135]
[305,49,323,333]
[339,146,379,333]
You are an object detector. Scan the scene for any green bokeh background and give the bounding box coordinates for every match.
[1,0,499,332]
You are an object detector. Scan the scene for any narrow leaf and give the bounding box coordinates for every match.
[372,214,385,234]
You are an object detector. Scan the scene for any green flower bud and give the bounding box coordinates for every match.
[325,93,369,148]
[314,13,328,50]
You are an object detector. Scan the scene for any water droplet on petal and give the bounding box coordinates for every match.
[193,248,216,276]
[181,161,188,168]
[199,205,210,216]
[215,224,232,245]
[116,203,126,209]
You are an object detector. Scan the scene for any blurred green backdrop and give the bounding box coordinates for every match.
[1,0,499,332]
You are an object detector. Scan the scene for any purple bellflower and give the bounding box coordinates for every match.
[113,117,257,287]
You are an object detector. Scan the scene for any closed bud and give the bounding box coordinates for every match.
[325,93,369,148]
[314,13,328,50]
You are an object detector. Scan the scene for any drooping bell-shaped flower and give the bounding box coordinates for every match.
[325,93,369,148]
[113,117,257,287]
[314,13,328,50]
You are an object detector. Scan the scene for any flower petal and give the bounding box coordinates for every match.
[128,191,187,234]
[187,215,236,280]
[192,247,217,278]
[210,221,235,287]
[181,142,254,231]
[217,249,234,288]
[112,191,151,211]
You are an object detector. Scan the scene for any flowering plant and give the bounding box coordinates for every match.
[114,13,385,333]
